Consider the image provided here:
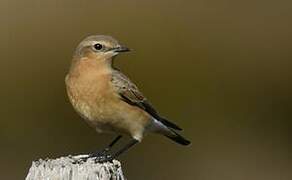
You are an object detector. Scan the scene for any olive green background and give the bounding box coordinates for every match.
[0,0,291,179]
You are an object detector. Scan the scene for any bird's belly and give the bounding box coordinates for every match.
[71,93,149,139]
[94,99,150,137]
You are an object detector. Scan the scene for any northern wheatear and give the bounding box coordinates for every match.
[65,35,190,161]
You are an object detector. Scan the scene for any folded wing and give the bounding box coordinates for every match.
[111,70,182,131]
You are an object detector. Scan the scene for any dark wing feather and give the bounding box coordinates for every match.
[111,70,182,131]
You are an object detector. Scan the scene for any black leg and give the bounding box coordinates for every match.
[112,139,139,159]
[92,139,138,163]
[76,135,123,163]
[91,135,123,156]
[107,135,122,149]
[102,135,123,153]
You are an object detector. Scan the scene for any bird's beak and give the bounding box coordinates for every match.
[113,46,131,53]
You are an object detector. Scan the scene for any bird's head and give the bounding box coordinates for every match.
[74,35,130,61]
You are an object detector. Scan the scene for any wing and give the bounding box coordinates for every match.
[111,70,182,131]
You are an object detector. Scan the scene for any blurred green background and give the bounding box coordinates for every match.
[0,0,292,179]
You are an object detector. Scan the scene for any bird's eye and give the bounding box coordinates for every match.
[93,43,103,50]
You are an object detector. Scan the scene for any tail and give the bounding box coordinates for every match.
[159,117,182,131]
[165,129,191,146]
[151,117,190,145]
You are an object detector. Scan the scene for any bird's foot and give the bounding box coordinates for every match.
[74,148,113,164]
[89,147,110,158]
[93,153,114,163]
[90,148,114,163]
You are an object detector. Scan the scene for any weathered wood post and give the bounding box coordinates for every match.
[25,155,125,180]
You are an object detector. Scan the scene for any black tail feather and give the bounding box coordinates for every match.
[165,129,191,146]
[160,118,182,131]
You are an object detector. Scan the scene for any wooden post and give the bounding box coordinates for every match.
[25,155,125,180]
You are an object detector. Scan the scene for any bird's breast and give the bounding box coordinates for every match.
[65,72,150,139]
[66,71,114,121]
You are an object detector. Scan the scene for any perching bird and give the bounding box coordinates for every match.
[65,35,190,161]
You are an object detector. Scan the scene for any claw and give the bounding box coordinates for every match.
[94,154,113,163]
[89,148,110,158]
[71,147,114,164]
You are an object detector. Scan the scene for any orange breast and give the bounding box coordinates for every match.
[65,59,150,141]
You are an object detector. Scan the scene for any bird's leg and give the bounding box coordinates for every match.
[90,135,123,157]
[98,139,139,163]
[104,135,123,152]
[112,139,138,158]
[76,135,122,163]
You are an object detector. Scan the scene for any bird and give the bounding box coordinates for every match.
[65,35,190,161]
